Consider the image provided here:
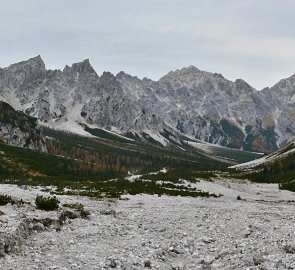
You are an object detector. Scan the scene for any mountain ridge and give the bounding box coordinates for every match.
[0,56,294,153]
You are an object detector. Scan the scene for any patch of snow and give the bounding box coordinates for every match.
[143,130,169,146]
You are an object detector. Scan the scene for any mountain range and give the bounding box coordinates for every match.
[0,56,294,153]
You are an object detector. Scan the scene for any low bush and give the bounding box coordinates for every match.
[0,194,11,205]
[35,195,60,210]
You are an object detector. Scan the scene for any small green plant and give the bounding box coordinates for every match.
[0,194,11,205]
[35,195,60,210]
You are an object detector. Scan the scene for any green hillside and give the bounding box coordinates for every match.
[229,140,295,191]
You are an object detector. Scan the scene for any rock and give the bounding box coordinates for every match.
[80,209,91,219]
[172,246,185,254]
[171,263,183,270]
[0,102,47,151]
[59,210,78,225]
[106,258,117,268]
[199,256,215,266]
[284,244,295,254]
[253,254,264,265]
[63,210,79,220]
[144,258,151,268]
[0,241,5,258]
[201,237,215,244]
[244,226,253,238]
[276,258,284,268]
[33,218,54,228]
[100,209,116,216]
[33,222,45,232]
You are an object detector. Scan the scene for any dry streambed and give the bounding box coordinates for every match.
[0,181,295,269]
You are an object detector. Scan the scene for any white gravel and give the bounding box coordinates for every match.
[1,181,295,269]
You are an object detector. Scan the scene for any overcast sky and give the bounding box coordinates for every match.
[1,0,295,89]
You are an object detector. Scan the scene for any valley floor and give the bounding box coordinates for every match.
[1,180,295,270]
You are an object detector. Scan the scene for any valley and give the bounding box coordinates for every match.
[0,56,294,270]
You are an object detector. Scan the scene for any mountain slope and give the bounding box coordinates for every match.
[229,139,295,190]
[117,66,281,153]
[230,139,295,170]
[0,101,47,151]
[261,74,295,144]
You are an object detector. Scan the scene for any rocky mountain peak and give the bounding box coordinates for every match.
[234,79,254,92]
[66,59,96,75]
[159,65,202,82]
[116,71,139,81]
[183,65,201,72]
[98,72,122,91]
[116,71,128,79]
[116,71,144,84]
[261,73,295,107]
[62,59,99,84]
[6,55,45,73]
[100,71,116,81]
[11,55,46,73]
[273,74,295,91]
[0,56,46,89]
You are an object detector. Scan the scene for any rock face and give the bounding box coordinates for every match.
[0,57,180,146]
[0,101,47,151]
[0,56,294,152]
[117,66,291,152]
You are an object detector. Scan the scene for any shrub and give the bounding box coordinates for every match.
[0,194,11,205]
[35,195,60,210]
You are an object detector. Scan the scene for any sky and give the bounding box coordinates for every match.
[1,0,295,89]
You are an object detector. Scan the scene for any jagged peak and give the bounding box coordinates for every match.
[6,55,45,70]
[23,55,44,66]
[31,55,43,61]
[100,71,117,81]
[234,79,255,93]
[270,72,295,90]
[159,65,205,82]
[182,65,201,72]
[98,71,123,91]
[213,73,224,79]
[116,71,130,79]
[63,58,98,78]
[142,77,152,83]
[116,71,141,81]
[70,59,92,69]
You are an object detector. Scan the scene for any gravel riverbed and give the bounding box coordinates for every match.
[1,180,295,270]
